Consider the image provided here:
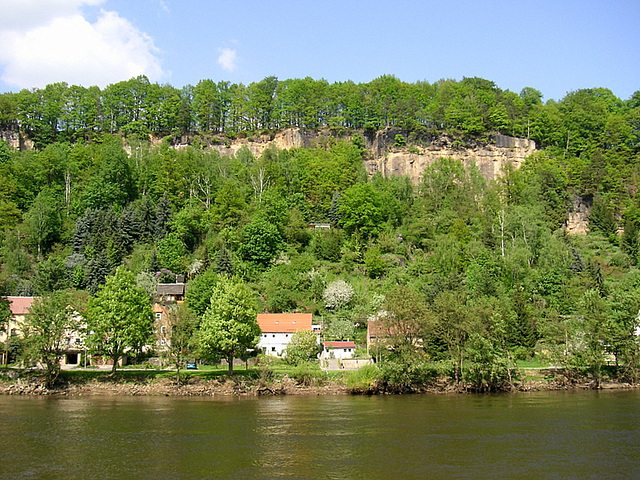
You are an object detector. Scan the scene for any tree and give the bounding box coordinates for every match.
[185,267,219,316]
[22,291,80,388]
[237,217,284,267]
[284,330,320,365]
[198,278,259,374]
[164,303,198,383]
[323,279,355,310]
[337,183,383,239]
[84,266,154,373]
[23,188,62,258]
[381,285,432,360]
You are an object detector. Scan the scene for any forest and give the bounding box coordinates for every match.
[1,74,640,391]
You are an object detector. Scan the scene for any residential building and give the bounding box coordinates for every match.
[257,313,319,357]
[321,341,356,360]
[0,296,85,366]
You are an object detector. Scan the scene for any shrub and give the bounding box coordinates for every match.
[289,363,326,386]
[345,364,381,393]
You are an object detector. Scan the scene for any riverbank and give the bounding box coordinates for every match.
[1,368,637,396]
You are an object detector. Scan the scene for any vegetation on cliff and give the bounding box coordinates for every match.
[1,75,640,392]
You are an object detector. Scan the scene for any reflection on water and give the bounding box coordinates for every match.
[0,390,639,479]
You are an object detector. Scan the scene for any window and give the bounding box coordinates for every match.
[155,312,162,321]
[160,338,166,346]
[272,334,276,338]
[271,347,276,352]
[160,326,167,334]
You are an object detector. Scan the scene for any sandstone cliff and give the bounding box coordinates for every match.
[199,128,536,184]
[363,131,535,184]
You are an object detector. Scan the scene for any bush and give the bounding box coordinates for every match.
[378,359,439,393]
[345,364,381,393]
[289,363,326,386]
[284,330,321,366]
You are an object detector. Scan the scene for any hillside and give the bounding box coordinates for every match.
[1,75,640,391]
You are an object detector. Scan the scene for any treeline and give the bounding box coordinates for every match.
[1,75,640,391]
[1,75,639,156]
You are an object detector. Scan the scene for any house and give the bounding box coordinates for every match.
[153,303,172,353]
[0,296,86,366]
[256,313,319,357]
[156,282,185,303]
[1,296,36,364]
[308,222,331,230]
[151,279,186,356]
[321,341,356,360]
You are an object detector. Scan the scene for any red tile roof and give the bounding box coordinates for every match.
[257,313,313,333]
[7,296,37,315]
[324,341,356,349]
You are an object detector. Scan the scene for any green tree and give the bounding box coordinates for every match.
[22,290,80,388]
[285,330,320,365]
[337,183,383,239]
[164,303,198,383]
[84,266,154,373]
[23,188,62,258]
[185,267,219,316]
[237,217,284,267]
[198,278,260,374]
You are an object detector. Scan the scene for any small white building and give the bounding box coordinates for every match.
[321,341,356,360]
[257,313,319,357]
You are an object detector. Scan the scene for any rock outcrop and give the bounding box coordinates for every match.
[201,128,536,184]
[363,132,536,184]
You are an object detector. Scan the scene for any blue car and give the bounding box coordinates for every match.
[186,362,198,370]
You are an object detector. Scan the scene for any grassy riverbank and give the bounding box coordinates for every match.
[1,363,637,396]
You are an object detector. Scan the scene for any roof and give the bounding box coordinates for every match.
[7,296,37,315]
[157,283,185,295]
[324,341,356,349]
[257,313,313,333]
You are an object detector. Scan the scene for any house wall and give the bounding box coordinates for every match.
[321,346,355,360]
[258,332,296,357]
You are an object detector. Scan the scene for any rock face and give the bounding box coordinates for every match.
[363,132,536,184]
[202,128,536,184]
[563,195,591,235]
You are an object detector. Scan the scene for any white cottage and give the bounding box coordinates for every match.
[257,313,318,357]
[321,341,356,360]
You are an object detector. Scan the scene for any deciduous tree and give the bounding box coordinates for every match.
[84,267,154,373]
[198,278,259,374]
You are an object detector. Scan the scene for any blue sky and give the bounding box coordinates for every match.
[0,0,638,102]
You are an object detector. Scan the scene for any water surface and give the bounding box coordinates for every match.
[1,390,638,479]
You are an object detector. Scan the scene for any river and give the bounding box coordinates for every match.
[0,390,639,479]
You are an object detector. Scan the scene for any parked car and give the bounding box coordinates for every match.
[186,361,198,370]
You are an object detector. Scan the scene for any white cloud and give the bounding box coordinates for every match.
[218,48,238,72]
[0,0,165,89]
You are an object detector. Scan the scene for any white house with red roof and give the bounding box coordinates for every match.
[321,341,356,360]
[256,313,320,357]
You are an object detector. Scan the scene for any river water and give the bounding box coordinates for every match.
[0,390,639,479]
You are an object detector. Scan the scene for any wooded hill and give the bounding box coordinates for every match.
[1,75,639,390]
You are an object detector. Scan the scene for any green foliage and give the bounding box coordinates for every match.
[163,303,198,383]
[338,183,383,239]
[284,330,320,365]
[289,362,326,386]
[3,75,640,389]
[84,266,154,372]
[185,267,219,316]
[237,218,284,267]
[197,277,259,374]
[22,290,80,387]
